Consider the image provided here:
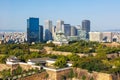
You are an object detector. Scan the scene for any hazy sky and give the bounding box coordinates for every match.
[0,0,120,31]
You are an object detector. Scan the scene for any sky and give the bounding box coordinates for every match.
[0,0,120,31]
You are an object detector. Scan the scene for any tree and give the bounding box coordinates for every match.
[67,53,80,61]
[0,69,11,79]
[0,54,8,63]
[82,75,86,80]
[12,66,23,75]
[68,69,74,79]
[54,57,67,68]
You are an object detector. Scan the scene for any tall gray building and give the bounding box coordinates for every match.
[39,25,43,42]
[56,20,64,32]
[71,26,77,36]
[82,20,90,39]
[62,24,71,37]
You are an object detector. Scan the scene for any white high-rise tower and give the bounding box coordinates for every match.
[44,20,53,41]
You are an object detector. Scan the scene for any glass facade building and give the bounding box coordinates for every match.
[39,25,43,42]
[27,17,39,43]
[62,24,71,37]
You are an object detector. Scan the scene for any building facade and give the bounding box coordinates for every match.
[44,20,53,41]
[89,32,120,42]
[27,17,39,43]
[71,26,77,36]
[102,32,112,42]
[39,25,43,42]
[53,31,68,45]
[62,24,71,37]
[56,20,64,32]
[82,20,90,39]
[89,32,104,42]
[77,29,87,40]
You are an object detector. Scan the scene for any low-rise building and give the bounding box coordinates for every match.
[89,32,102,42]
[89,32,120,42]
[6,56,20,65]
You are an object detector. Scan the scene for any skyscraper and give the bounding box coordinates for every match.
[27,17,39,43]
[44,20,53,41]
[52,25,56,40]
[82,20,90,39]
[39,25,43,42]
[71,26,77,36]
[56,20,64,32]
[45,20,52,32]
[62,24,71,37]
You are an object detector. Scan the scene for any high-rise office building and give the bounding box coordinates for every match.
[39,25,43,42]
[71,26,77,36]
[56,20,64,32]
[62,24,71,37]
[52,26,56,40]
[44,20,53,41]
[45,20,52,32]
[27,17,39,43]
[82,20,90,39]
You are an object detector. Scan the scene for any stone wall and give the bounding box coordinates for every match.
[46,67,71,80]
[44,47,89,57]
[19,64,34,71]
[73,68,119,80]
[92,72,113,80]
[18,72,48,80]
[16,67,119,80]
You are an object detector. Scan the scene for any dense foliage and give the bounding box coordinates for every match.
[53,40,100,53]
[0,41,120,74]
[54,56,68,68]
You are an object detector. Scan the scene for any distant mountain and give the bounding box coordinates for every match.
[104,29,120,32]
[0,29,26,32]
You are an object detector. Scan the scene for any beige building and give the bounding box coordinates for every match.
[89,32,102,42]
[102,32,112,42]
[89,32,120,42]
[112,32,120,42]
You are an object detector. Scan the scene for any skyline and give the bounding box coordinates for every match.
[0,0,120,31]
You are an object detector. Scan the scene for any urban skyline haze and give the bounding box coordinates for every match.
[0,0,120,31]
